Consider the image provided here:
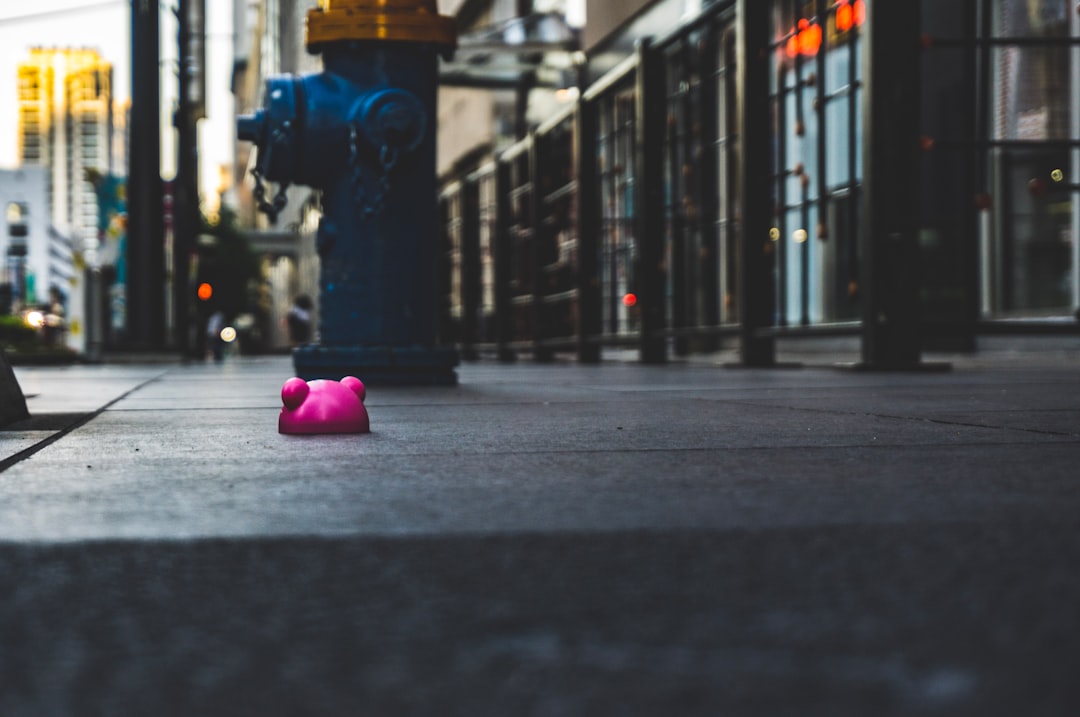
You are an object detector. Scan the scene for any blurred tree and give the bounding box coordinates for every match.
[195,205,260,322]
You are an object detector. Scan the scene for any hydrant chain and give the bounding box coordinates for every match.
[246,110,295,223]
[251,167,291,224]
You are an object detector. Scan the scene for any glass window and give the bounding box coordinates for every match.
[985,0,1078,316]
[6,202,27,224]
[770,0,865,325]
[597,85,639,336]
[993,45,1072,141]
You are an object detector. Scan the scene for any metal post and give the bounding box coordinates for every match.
[736,0,776,366]
[1071,1,1080,318]
[461,175,481,360]
[698,26,721,350]
[127,0,166,349]
[494,156,516,361]
[85,268,104,362]
[174,0,198,359]
[858,0,937,369]
[959,0,981,344]
[635,37,667,364]
[669,70,687,357]
[575,98,601,363]
[528,135,552,361]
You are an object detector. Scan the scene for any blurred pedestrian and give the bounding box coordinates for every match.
[42,286,66,346]
[286,294,313,347]
[207,309,226,362]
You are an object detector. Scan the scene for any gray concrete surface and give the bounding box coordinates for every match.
[1,345,1079,715]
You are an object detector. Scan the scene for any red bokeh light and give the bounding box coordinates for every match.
[786,2,864,58]
[837,0,866,32]
[786,18,821,58]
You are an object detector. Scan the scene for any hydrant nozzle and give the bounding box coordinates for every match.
[306,0,457,57]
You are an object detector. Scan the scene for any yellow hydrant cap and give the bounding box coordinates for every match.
[306,0,457,53]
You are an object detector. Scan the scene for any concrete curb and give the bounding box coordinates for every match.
[0,347,29,426]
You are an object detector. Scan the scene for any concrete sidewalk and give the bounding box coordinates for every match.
[1,348,1079,715]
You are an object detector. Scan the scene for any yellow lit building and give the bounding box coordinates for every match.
[17,47,116,255]
[16,48,118,353]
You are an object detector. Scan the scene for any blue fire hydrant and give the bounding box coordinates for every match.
[237,0,458,384]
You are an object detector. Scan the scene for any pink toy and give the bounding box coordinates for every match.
[278,375,370,434]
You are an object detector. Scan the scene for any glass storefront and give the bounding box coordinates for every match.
[769,0,865,327]
[765,0,1078,326]
[989,0,1079,316]
[437,0,1080,364]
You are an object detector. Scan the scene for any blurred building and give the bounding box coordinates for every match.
[230,0,324,351]
[437,0,583,174]
[16,47,123,352]
[18,48,118,255]
[0,165,73,313]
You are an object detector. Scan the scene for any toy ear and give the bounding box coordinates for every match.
[341,375,366,402]
[281,377,310,410]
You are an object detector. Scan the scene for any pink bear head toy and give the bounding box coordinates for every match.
[278,375,370,435]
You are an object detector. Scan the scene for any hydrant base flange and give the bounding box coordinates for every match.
[293,344,458,386]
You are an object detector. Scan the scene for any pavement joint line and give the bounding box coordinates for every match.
[104,406,279,412]
[232,441,1080,457]
[724,399,1080,438]
[881,413,1079,438]
[0,371,169,474]
[855,411,1080,439]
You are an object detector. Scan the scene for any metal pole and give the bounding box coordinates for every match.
[494,157,516,361]
[1072,1,1080,318]
[575,96,601,363]
[698,26,720,349]
[635,37,667,364]
[127,0,166,349]
[461,175,480,360]
[736,0,776,365]
[859,0,927,368]
[174,0,197,358]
